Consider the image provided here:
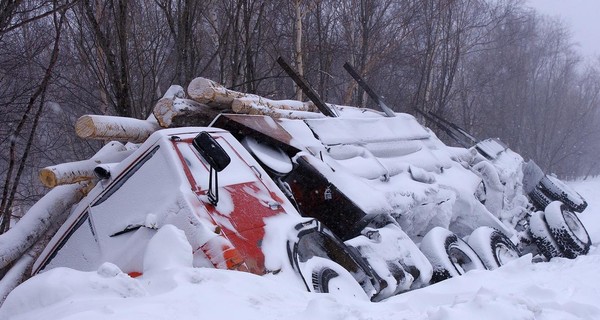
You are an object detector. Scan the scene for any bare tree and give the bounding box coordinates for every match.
[0,2,66,234]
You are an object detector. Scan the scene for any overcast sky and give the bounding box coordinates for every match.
[526,0,600,59]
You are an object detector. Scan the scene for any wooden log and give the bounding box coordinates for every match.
[233,101,325,119]
[231,96,318,114]
[39,141,132,188]
[162,84,186,100]
[0,181,92,270]
[75,115,160,143]
[0,204,71,304]
[153,97,220,128]
[187,77,258,108]
[0,246,35,304]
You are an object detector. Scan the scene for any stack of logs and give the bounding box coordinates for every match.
[39,77,329,189]
[75,77,324,146]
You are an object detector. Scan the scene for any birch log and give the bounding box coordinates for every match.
[75,115,160,143]
[0,246,34,305]
[232,100,324,119]
[0,182,92,270]
[0,213,65,305]
[231,96,317,114]
[187,77,258,108]
[153,97,220,128]
[39,141,132,188]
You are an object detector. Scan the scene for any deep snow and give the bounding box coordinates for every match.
[1,177,599,320]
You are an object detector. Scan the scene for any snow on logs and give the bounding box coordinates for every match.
[0,181,92,270]
[39,141,132,188]
[74,77,329,143]
[187,77,248,108]
[153,76,323,127]
[153,97,221,128]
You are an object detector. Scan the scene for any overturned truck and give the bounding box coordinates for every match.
[3,64,592,302]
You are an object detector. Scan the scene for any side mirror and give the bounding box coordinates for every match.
[192,132,231,172]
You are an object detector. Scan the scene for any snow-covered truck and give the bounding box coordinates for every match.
[1,72,591,302]
[30,127,383,299]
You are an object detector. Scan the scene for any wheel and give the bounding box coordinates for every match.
[528,187,553,211]
[529,210,563,260]
[301,256,369,300]
[468,227,521,269]
[419,227,486,284]
[544,201,591,258]
[287,220,377,299]
[539,176,587,213]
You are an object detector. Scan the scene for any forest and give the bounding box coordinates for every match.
[1,0,600,235]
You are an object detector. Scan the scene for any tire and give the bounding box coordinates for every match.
[529,210,563,260]
[544,201,591,258]
[468,227,521,270]
[302,256,369,300]
[528,187,553,211]
[419,227,487,284]
[288,220,379,299]
[538,176,587,213]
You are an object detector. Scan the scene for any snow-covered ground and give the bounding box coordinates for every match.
[2,178,600,320]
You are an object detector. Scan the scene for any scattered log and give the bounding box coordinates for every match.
[75,115,160,143]
[0,211,64,305]
[39,141,133,188]
[153,97,220,128]
[188,77,258,108]
[0,182,92,271]
[0,247,35,305]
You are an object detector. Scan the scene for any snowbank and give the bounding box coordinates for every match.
[2,177,600,320]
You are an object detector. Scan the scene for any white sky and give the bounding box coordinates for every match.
[526,0,600,59]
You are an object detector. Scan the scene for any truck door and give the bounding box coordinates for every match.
[173,133,288,274]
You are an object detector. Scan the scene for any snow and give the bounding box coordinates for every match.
[3,109,600,319]
[0,182,89,270]
[1,176,599,319]
[241,136,293,174]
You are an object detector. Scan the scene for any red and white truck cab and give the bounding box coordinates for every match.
[32,127,381,299]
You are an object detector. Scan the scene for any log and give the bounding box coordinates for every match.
[0,247,35,305]
[0,182,92,270]
[39,141,133,188]
[162,84,186,100]
[75,115,160,143]
[188,77,258,108]
[232,100,325,119]
[0,212,63,305]
[153,97,220,128]
[231,96,317,114]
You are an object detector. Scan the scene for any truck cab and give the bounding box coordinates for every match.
[33,128,381,299]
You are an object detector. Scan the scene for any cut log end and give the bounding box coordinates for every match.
[188,77,218,104]
[39,169,58,188]
[75,115,96,139]
[153,98,175,128]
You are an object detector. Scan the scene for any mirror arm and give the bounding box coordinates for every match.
[207,166,219,206]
